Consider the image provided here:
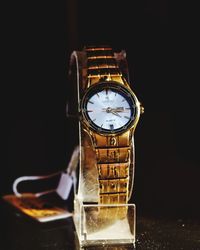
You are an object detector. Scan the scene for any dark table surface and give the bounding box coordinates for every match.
[1,198,200,250]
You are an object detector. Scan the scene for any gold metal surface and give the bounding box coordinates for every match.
[87,73,122,78]
[87,75,125,86]
[88,65,118,69]
[96,147,130,163]
[98,162,129,179]
[94,131,130,147]
[87,56,114,59]
[85,47,112,51]
[140,104,145,114]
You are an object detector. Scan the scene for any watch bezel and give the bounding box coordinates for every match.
[80,81,141,136]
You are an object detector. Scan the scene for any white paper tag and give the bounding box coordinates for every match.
[56,172,73,200]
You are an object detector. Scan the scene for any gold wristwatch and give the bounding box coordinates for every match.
[69,45,144,208]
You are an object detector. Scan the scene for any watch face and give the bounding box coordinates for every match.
[81,82,139,134]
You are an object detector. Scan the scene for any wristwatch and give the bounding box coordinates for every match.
[68,45,144,208]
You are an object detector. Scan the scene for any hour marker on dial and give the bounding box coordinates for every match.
[88,100,94,104]
[124,116,129,119]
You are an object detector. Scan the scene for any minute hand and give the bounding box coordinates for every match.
[110,110,121,117]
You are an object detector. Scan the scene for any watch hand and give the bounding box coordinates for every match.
[110,111,121,117]
[102,107,122,117]
[111,107,124,112]
[102,107,125,113]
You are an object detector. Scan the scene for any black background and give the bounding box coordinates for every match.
[3,0,200,220]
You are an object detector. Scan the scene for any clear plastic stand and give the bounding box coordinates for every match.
[73,195,136,247]
[68,49,137,248]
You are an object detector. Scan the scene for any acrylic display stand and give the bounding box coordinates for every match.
[67,49,136,247]
[73,196,136,247]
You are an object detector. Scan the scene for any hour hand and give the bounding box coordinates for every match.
[102,107,122,117]
[113,107,124,112]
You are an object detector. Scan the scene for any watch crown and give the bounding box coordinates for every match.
[140,103,144,114]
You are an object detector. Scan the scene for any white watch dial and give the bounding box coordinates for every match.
[86,89,132,131]
[82,82,138,134]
